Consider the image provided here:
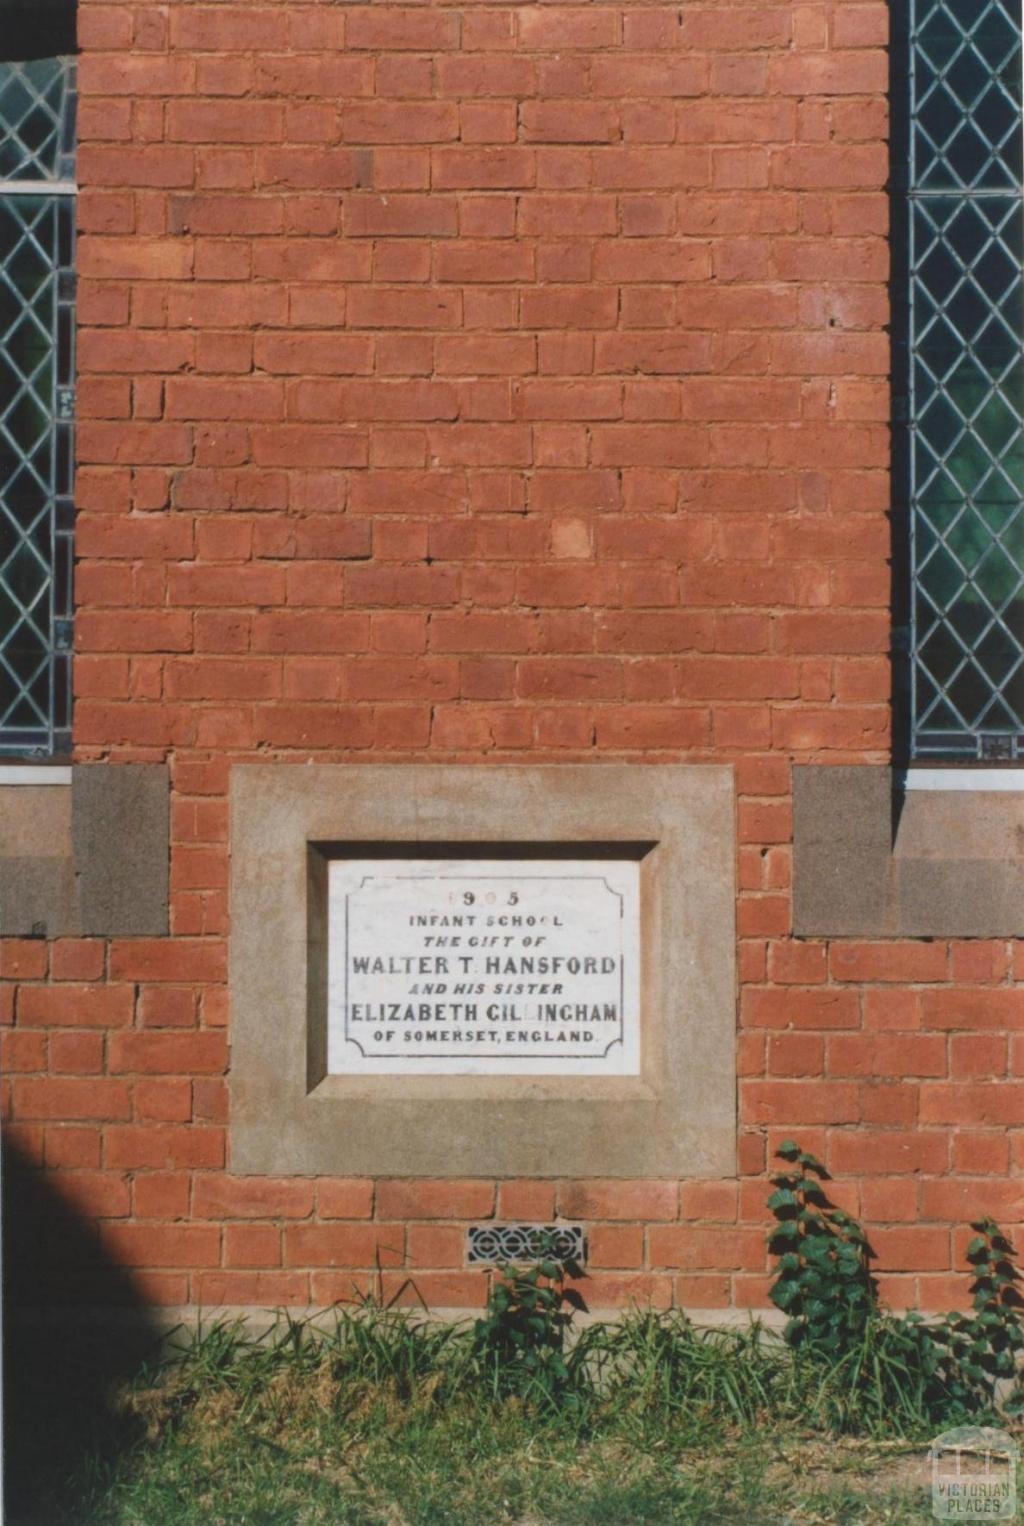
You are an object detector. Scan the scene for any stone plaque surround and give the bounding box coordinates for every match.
[230,764,737,1178]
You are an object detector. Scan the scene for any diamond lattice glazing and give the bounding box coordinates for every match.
[0,58,75,757]
[909,0,1024,757]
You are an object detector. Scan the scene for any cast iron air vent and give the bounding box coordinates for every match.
[466,1224,586,1265]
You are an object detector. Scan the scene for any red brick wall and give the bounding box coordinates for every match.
[2,0,1022,1311]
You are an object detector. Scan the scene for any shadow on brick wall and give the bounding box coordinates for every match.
[2,1135,162,1524]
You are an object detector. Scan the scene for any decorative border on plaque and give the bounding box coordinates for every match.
[467,1224,587,1265]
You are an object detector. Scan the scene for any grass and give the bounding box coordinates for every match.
[76,1410,940,1525]
[14,1303,1017,1526]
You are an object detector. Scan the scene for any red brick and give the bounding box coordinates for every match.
[743,988,860,1030]
[522,102,619,145]
[50,941,106,982]
[827,1034,947,1078]
[194,1271,310,1305]
[829,942,948,984]
[861,1178,919,1223]
[949,942,1010,984]
[918,1275,973,1313]
[864,989,921,1031]
[920,1084,1024,1126]
[44,1126,101,1168]
[382,1271,488,1309]
[375,1180,495,1221]
[104,1126,225,1170]
[919,1179,1024,1223]
[193,1176,314,1220]
[742,1081,860,1125]
[827,1132,949,1175]
[952,1132,1009,1175]
[870,1227,951,1272]
[767,1032,824,1077]
[767,941,827,985]
[950,1035,1007,1079]
[139,988,198,1029]
[649,1227,766,1270]
[1,1031,47,1071]
[50,1032,104,1074]
[57,1170,132,1219]
[2,941,48,981]
[678,1182,738,1222]
[109,940,226,984]
[860,1082,920,1127]
[134,1173,191,1220]
[224,1225,282,1268]
[406,1225,465,1268]
[134,1079,193,1124]
[109,1033,227,1075]
[317,1180,375,1219]
[102,1223,221,1268]
[13,1078,131,1121]
[920,990,1024,1030]
[558,1181,678,1221]
[497,1181,557,1220]
[672,1275,730,1308]
[2,1125,44,1164]
[588,1225,644,1269]
[193,1079,227,1122]
[284,1225,405,1267]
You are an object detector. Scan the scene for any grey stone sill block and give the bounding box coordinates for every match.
[0,765,169,937]
[793,766,1024,938]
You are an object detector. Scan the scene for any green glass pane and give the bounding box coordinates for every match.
[919,622,968,684]
[0,59,69,181]
[913,0,1023,190]
[972,542,1020,608]
[948,511,997,574]
[918,543,968,610]
[916,487,967,531]
[975,621,1024,683]
[948,661,995,724]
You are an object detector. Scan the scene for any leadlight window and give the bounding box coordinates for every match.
[899,0,1024,759]
[0,55,76,757]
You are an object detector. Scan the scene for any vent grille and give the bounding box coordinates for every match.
[467,1224,586,1266]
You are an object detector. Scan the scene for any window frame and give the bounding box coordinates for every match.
[894,0,1024,764]
[0,54,77,759]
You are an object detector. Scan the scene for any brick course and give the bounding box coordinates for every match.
[3,0,1021,1312]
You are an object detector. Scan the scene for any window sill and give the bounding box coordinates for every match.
[900,768,1024,792]
[0,764,73,786]
[0,764,169,937]
[793,766,1024,938]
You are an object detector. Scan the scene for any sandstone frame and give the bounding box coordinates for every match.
[230,764,736,1178]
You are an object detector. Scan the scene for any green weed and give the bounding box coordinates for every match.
[766,1141,1024,1433]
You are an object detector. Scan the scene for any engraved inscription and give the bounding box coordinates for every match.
[326,857,640,1076]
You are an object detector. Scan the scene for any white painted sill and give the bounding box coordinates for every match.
[899,769,1024,791]
[0,765,72,786]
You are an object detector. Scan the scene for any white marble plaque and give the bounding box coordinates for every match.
[327,857,641,1076]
